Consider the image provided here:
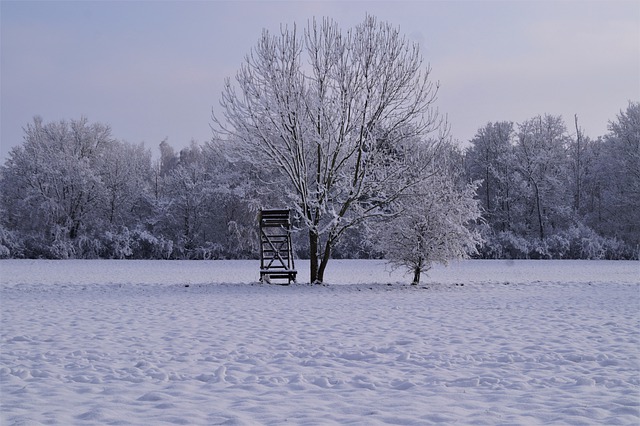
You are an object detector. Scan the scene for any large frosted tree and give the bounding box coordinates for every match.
[213,15,443,283]
[2,117,110,243]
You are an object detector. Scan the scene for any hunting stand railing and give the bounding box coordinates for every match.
[259,209,297,284]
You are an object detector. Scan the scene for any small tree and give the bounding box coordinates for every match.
[379,145,483,284]
[213,15,442,283]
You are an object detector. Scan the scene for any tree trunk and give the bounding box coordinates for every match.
[533,181,544,240]
[69,222,79,240]
[316,239,332,284]
[412,267,421,285]
[485,165,491,214]
[309,229,319,284]
[574,114,582,213]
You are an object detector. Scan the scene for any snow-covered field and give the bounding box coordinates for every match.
[1,259,639,425]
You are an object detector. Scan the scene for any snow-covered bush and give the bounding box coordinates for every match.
[496,231,532,259]
[0,244,9,259]
[76,235,103,259]
[192,242,226,260]
[130,229,173,260]
[48,239,76,260]
[559,224,604,259]
[225,220,258,259]
[99,227,174,259]
[544,233,571,259]
[476,223,637,260]
[599,236,635,260]
[102,227,134,259]
[0,226,22,258]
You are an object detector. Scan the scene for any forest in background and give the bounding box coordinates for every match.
[1,101,638,261]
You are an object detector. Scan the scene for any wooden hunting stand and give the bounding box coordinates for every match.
[259,209,297,284]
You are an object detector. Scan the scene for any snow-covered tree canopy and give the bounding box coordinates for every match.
[213,15,444,283]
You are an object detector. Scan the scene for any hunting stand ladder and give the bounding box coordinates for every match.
[259,209,297,284]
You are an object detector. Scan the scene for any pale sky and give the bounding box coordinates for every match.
[1,0,638,161]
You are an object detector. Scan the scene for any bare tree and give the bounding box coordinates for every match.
[213,15,443,283]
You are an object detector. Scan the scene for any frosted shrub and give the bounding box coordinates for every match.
[0,226,22,258]
[475,226,503,259]
[49,239,76,259]
[20,234,48,258]
[0,243,9,259]
[575,230,634,260]
[225,221,258,259]
[129,229,173,259]
[556,224,604,259]
[76,235,103,259]
[38,225,77,259]
[100,228,174,259]
[192,242,225,260]
[102,227,133,259]
[531,239,551,259]
[578,231,605,259]
[469,224,637,260]
[497,231,531,259]
[530,237,567,259]
[601,237,634,260]
[129,229,156,258]
[545,234,571,259]
[133,233,173,260]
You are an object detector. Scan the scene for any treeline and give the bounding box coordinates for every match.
[1,102,638,260]
[0,117,258,260]
[465,103,639,260]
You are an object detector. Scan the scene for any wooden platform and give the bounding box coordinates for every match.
[259,209,297,284]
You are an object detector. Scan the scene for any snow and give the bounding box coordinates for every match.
[1,259,639,425]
